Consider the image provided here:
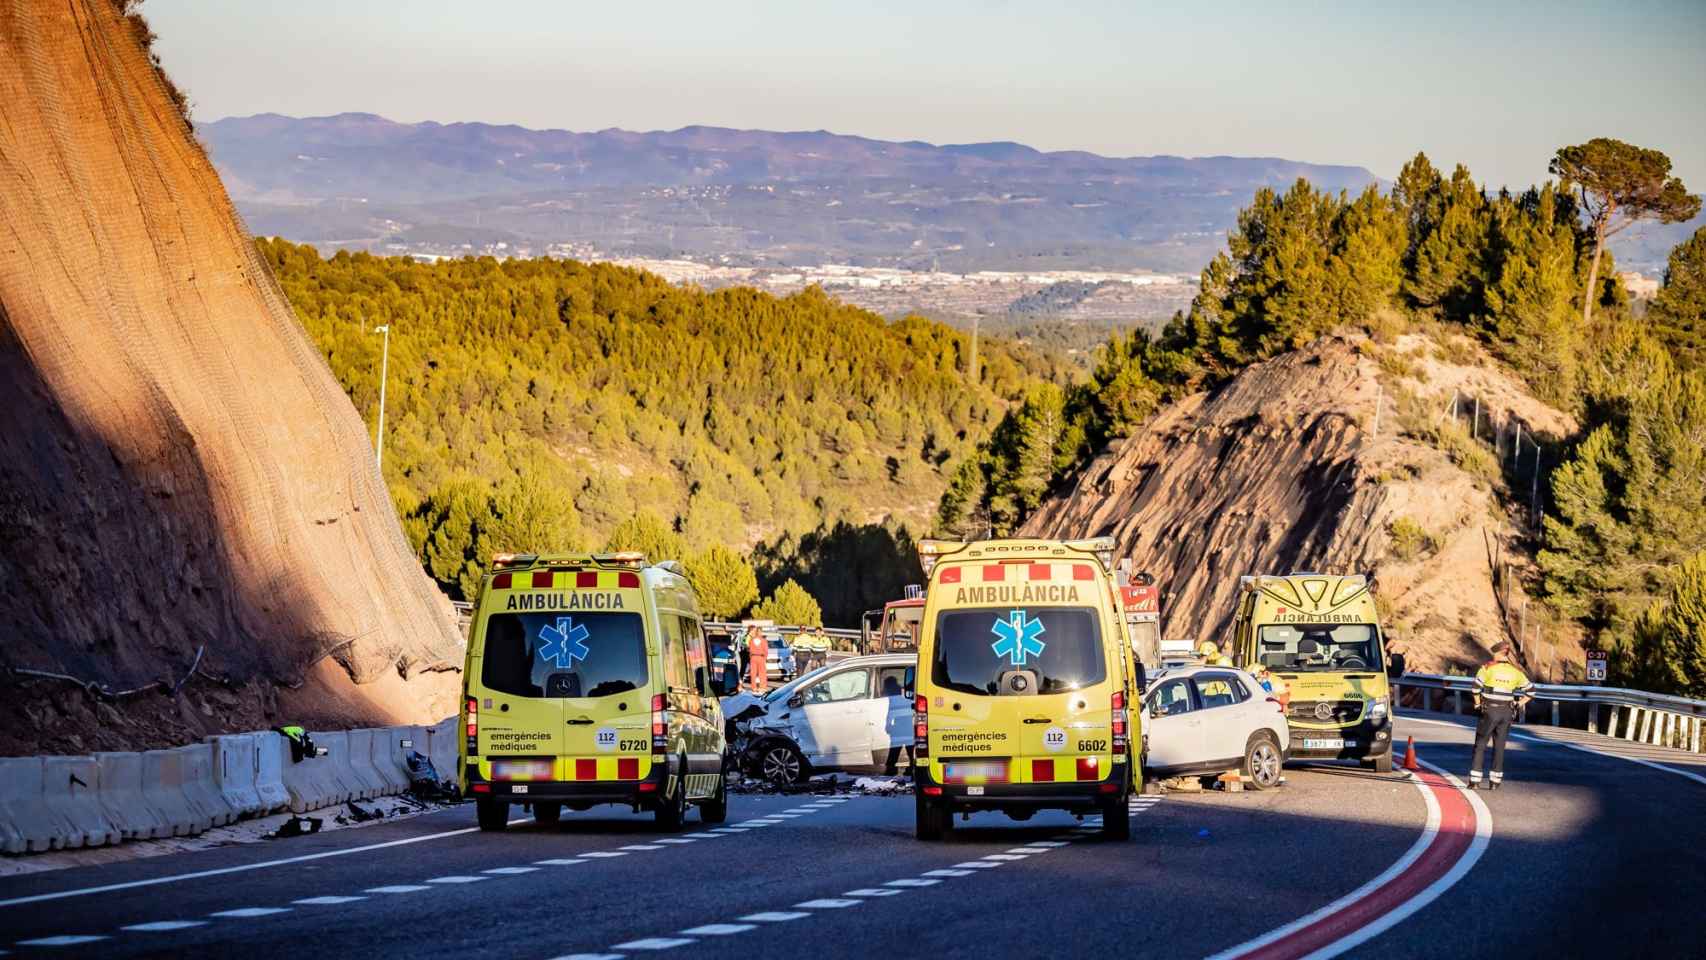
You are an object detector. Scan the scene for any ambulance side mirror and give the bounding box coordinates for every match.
[902,666,916,701]
[1133,662,1147,694]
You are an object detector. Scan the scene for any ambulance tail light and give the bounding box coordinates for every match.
[465,697,478,753]
[1111,690,1127,752]
[651,694,668,757]
[913,694,929,759]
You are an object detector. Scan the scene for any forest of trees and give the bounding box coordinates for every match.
[937,139,1705,694]
[264,239,1059,615]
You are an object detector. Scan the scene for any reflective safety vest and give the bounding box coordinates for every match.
[1474,661,1534,705]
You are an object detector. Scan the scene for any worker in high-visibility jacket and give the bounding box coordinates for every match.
[1468,642,1534,790]
[1198,640,1233,668]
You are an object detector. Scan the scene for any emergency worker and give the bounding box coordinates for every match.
[1253,664,1291,709]
[1468,642,1534,790]
[745,624,769,693]
[1197,640,1233,667]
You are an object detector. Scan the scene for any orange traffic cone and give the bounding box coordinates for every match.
[1402,736,1420,771]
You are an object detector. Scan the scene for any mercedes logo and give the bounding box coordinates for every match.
[1314,701,1334,721]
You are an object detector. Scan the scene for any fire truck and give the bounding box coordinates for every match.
[1116,561,1166,668]
[860,584,923,656]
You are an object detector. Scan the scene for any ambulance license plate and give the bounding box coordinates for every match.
[967,786,985,796]
[942,761,1008,783]
[1303,738,1347,749]
[510,785,528,794]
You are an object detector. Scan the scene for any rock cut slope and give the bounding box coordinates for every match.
[1023,332,1580,675]
[0,0,461,753]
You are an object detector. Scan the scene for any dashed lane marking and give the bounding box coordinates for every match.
[294,896,366,905]
[485,867,540,874]
[709,828,749,834]
[365,885,432,894]
[680,924,757,935]
[14,936,107,947]
[620,844,666,851]
[922,869,974,878]
[685,832,723,838]
[535,859,588,866]
[122,921,208,932]
[794,898,861,909]
[427,876,488,884]
[654,838,697,844]
[1024,840,1071,847]
[611,937,696,950]
[739,911,811,922]
[209,908,292,918]
[548,955,622,960]
[581,851,628,858]
[952,861,1002,869]
[982,854,1027,861]
[844,888,903,897]
[1005,847,1046,854]
[885,878,941,888]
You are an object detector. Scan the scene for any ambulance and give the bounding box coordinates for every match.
[910,538,1139,841]
[460,552,736,832]
[1228,572,1399,771]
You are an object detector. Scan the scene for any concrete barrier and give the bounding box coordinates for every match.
[254,734,291,814]
[177,744,235,828]
[43,756,121,847]
[427,716,460,784]
[310,731,364,806]
[0,757,81,852]
[141,749,203,835]
[207,734,264,819]
[94,751,168,840]
[372,726,420,794]
[342,729,387,800]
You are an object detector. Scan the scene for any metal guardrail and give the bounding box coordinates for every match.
[1395,673,1705,754]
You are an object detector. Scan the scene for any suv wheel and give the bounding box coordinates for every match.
[758,741,807,785]
[476,798,509,832]
[1365,752,1394,773]
[1244,734,1283,790]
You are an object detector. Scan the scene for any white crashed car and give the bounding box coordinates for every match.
[726,653,916,784]
[1140,664,1289,789]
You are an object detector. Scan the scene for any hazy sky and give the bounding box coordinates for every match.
[147,0,1706,190]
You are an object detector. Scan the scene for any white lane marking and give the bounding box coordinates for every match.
[123,921,208,932]
[294,896,366,905]
[709,828,749,834]
[1025,841,1071,847]
[611,937,696,950]
[0,824,481,909]
[548,955,623,960]
[1403,714,1706,788]
[365,885,431,894]
[923,869,974,877]
[739,911,811,922]
[654,838,697,845]
[14,936,107,946]
[845,888,904,897]
[621,844,665,851]
[685,832,723,839]
[982,854,1027,861]
[736,820,778,827]
[952,861,1001,869]
[795,898,861,909]
[210,907,292,918]
[769,814,803,819]
[535,859,587,866]
[782,808,817,814]
[1006,847,1047,854]
[885,878,941,887]
[681,924,757,935]
[1205,759,1491,960]
[484,867,539,875]
[427,876,488,884]
[581,851,628,858]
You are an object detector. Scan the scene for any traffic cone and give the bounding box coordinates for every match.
[1402,736,1420,771]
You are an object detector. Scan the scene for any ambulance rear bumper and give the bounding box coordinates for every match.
[913,765,1126,812]
[463,763,667,805]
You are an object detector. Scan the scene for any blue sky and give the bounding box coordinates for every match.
[146,0,1706,189]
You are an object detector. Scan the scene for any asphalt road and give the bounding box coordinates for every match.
[1,713,1701,959]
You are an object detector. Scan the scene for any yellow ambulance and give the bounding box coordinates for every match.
[1228,573,1398,772]
[460,552,735,832]
[910,538,1139,841]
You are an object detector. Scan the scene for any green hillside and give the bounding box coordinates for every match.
[262,239,1059,603]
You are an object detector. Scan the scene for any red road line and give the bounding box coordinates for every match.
[1209,763,1486,960]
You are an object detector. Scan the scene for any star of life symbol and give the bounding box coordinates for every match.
[990,609,1047,667]
[538,617,591,669]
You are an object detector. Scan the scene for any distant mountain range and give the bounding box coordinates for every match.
[199,113,1382,273]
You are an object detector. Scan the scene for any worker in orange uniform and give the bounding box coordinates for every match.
[746,625,769,693]
[1253,664,1291,709]
[1468,642,1534,790]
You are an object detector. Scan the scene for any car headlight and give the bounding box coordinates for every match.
[1369,698,1389,721]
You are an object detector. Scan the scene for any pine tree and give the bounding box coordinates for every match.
[1649,226,1706,371]
[686,544,759,620]
[1624,551,1706,697]
[1481,184,1586,402]
[603,511,687,565]
[1404,165,1489,315]
[751,579,824,627]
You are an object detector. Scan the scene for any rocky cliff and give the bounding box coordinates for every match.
[1023,332,1581,676]
[0,0,461,754]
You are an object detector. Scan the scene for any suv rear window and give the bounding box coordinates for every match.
[931,607,1106,696]
[481,612,647,699]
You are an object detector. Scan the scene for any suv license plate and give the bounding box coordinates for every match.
[967,786,985,796]
[1303,738,1346,749]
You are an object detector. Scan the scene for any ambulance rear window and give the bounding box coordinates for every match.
[481,612,647,699]
[931,607,1105,696]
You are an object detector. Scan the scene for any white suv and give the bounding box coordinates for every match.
[1140,665,1289,789]
[733,653,915,784]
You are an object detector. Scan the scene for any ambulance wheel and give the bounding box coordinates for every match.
[533,802,561,826]
[654,757,688,832]
[914,793,951,841]
[1365,753,1393,774]
[476,798,509,832]
[700,772,729,824]
[1244,734,1284,790]
[1099,801,1131,840]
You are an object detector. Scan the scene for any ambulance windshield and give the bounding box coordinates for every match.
[931,607,1105,696]
[482,612,648,698]
[1256,623,1380,672]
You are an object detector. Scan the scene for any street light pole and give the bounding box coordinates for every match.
[373,324,390,472]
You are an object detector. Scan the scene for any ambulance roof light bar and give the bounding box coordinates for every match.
[491,553,538,569]
[917,539,969,576]
[593,551,648,568]
[1064,536,1118,572]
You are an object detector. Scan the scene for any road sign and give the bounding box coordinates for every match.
[1585,649,1608,682]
